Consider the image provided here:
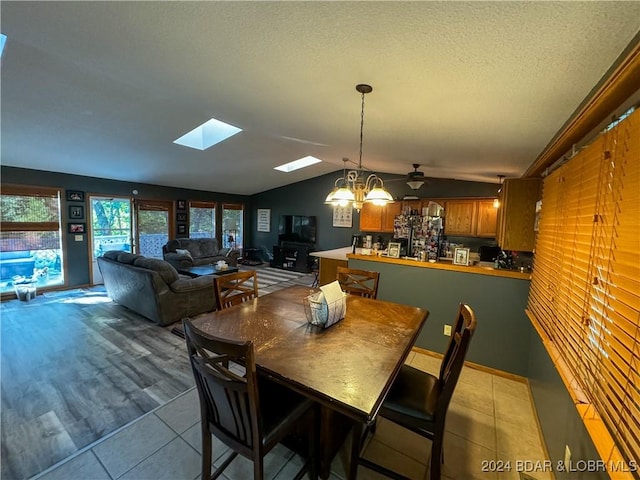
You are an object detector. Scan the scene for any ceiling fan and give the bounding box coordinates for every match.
[386,164,427,190]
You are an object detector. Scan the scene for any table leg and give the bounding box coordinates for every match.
[349,422,364,480]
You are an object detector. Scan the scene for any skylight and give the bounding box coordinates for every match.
[173,118,242,150]
[274,156,322,172]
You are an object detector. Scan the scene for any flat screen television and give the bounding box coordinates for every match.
[278,215,317,244]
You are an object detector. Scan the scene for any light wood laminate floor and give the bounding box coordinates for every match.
[1,288,194,479]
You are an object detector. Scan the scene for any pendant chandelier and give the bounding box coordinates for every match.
[324,84,394,212]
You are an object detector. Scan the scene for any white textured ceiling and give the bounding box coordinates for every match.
[1,1,639,195]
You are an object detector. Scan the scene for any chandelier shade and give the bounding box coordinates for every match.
[324,84,394,212]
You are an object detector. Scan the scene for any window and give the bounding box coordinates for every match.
[527,108,639,468]
[222,204,243,250]
[0,185,64,294]
[189,201,216,239]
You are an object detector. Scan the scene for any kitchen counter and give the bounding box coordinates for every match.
[347,253,533,376]
[309,247,354,261]
[310,247,354,286]
[346,253,531,280]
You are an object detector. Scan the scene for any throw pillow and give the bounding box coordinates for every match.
[176,248,192,258]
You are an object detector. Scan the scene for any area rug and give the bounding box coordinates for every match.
[246,266,308,289]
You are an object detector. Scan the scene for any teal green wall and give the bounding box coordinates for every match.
[350,258,532,376]
[528,331,608,480]
[1,166,250,287]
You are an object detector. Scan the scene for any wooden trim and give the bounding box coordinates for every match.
[0,221,59,231]
[524,37,640,178]
[411,346,528,383]
[1,184,61,196]
[190,200,217,209]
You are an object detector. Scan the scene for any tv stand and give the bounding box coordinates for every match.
[272,242,314,273]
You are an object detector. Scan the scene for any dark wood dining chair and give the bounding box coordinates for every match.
[336,266,380,299]
[214,270,258,310]
[358,303,477,480]
[182,318,318,480]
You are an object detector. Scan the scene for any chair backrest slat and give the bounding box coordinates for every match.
[214,270,259,310]
[336,266,380,299]
[437,304,477,413]
[183,319,261,454]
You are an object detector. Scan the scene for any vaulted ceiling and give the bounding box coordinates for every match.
[1,2,639,194]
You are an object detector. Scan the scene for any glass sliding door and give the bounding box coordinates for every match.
[89,195,132,284]
[135,200,173,258]
[222,203,244,251]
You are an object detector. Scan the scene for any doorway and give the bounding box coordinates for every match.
[89,195,133,285]
[135,200,174,259]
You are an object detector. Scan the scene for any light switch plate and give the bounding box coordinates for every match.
[75,235,83,241]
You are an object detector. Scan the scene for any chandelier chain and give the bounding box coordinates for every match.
[359,90,366,171]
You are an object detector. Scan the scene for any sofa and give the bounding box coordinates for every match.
[162,238,240,270]
[97,251,216,326]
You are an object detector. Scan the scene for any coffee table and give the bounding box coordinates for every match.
[178,265,239,278]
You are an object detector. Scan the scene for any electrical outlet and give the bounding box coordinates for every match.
[564,445,571,470]
[444,324,452,336]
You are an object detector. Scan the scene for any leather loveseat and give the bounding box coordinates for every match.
[162,238,240,270]
[97,251,216,326]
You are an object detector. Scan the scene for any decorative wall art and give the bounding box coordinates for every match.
[66,190,84,202]
[257,208,271,232]
[176,199,186,211]
[68,223,86,234]
[177,212,187,222]
[69,205,84,220]
[332,206,353,228]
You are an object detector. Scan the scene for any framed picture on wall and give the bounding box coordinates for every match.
[68,223,86,234]
[177,212,187,222]
[257,208,271,232]
[69,205,84,220]
[176,199,186,211]
[332,206,352,228]
[177,224,187,235]
[66,190,84,202]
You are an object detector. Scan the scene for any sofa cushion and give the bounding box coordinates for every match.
[175,248,192,259]
[179,239,202,258]
[198,239,218,257]
[103,250,122,260]
[133,257,179,284]
[117,252,143,264]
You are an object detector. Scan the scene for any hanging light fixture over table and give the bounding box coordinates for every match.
[324,84,394,212]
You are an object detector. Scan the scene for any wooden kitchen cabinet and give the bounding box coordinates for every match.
[444,198,498,237]
[382,202,402,232]
[475,199,498,237]
[444,200,477,236]
[496,178,541,251]
[359,202,401,233]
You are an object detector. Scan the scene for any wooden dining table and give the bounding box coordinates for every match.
[189,284,429,479]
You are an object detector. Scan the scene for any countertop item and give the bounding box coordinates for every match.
[347,253,530,280]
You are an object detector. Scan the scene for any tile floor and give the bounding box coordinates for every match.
[32,351,554,480]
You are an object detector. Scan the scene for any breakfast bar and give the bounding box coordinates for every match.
[346,252,533,376]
